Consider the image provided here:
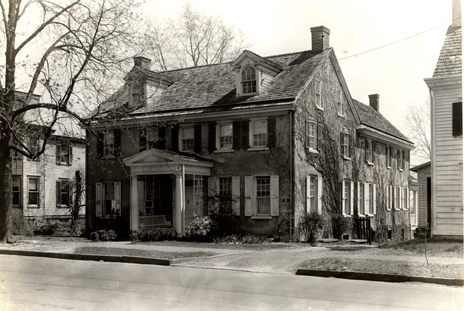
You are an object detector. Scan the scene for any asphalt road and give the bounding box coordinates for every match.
[0,255,462,311]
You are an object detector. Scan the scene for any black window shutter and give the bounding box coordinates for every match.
[56,144,60,164]
[157,127,166,150]
[114,130,121,157]
[208,123,216,152]
[139,130,147,152]
[349,134,352,158]
[267,117,276,147]
[316,123,322,151]
[68,144,73,165]
[194,124,202,153]
[233,121,241,150]
[171,127,179,152]
[372,141,376,163]
[364,139,368,162]
[97,133,104,158]
[242,121,249,149]
[339,132,344,157]
[56,180,61,206]
[452,102,462,136]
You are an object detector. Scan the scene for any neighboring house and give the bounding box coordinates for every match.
[409,173,418,232]
[10,94,86,224]
[86,26,414,241]
[424,0,463,237]
[410,162,431,233]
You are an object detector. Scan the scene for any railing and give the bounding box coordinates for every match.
[356,217,372,245]
[139,215,171,228]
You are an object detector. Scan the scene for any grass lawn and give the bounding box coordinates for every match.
[378,238,463,257]
[137,240,303,251]
[74,246,217,259]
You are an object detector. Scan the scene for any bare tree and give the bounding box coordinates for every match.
[148,2,248,70]
[0,0,145,243]
[404,101,431,164]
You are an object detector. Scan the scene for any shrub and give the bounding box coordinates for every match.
[90,229,118,242]
[213,234,269,244]
[297,212,324,243]
[205,194,239,238]
[133,227,176,242]
[332,214,350,240]
[185,214,212,241]
[33,219,60,236]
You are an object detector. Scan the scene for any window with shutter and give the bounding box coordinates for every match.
[216,122,233,151]
[57,179,70,207]
[28,177,40,207]
[452,102,462,137]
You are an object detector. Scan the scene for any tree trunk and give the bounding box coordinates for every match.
[0,131,13,243]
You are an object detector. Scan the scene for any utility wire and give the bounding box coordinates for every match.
[339,18,459,61]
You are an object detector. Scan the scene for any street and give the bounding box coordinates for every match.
[0,255,462,311]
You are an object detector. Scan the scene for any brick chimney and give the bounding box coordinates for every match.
[452,0,461,28]
[369,94,380,112]
[311,26,330,52]
[134,56,151,69]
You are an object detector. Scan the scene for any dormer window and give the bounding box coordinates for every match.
[241,66,256,94]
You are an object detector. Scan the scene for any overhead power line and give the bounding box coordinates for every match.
[338,18,459,61]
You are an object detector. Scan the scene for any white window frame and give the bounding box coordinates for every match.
[366,139,374,165]
[386,185,393,211]
[179,125,195,152]
[386,145,392,169]
[215,121,233,152]
[241,66,257,95]
[394,186,400,210]
[245,175,279,218]
[95,182,121,218]
[315,79,323,109]
[57,179,71,208]
[248,118,268,150]
[305,120,318,152]
[27,176,40,208]
[56,142,71,165]
[357,182,365,215]
[398,149,404,171]
[341,131,351,159]
[337,89,344,117]
[341,180,354,216]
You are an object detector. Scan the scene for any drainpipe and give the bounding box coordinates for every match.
[429,89,435,238]
[289,110,294,241]
[182,164,185,236]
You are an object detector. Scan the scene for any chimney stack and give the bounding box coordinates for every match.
[369,94,380,112]
[310,26,330,52]
[134,56,152,69]
[452,0,461,28]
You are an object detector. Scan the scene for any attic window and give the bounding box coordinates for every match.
[241,66,256,94]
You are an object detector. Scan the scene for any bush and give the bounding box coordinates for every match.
[132,227,176,242]
[205,194,239,238]
[213,234,269,244]
[297,212,324,243]
[90,229,118,242]
[33,219,60,236]
[332,214,351,240]
[185,214,212,241]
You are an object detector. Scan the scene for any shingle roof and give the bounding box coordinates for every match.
[353,99,411,142]
[132,49,329,114]
[433,26,462,77]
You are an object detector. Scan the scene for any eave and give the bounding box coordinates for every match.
[424,74,462,90]
[357,124,415,150]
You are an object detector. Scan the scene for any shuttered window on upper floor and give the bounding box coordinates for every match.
[452,102,462,137]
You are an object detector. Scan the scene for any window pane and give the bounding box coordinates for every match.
[29,179,37,191]
[256,177,270,215]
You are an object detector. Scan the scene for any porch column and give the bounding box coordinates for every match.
[174,174,184,237]
[130,176,139,231]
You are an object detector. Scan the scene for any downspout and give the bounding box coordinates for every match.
[289,110,294,241]
[429,89,435,238]
[182,164,185,236]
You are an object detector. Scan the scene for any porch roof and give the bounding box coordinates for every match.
[123,148,214,176]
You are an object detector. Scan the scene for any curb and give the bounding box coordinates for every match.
[295,269,464,286]
[0,249,171,266]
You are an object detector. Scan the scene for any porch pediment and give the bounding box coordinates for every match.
[123,148,214,176]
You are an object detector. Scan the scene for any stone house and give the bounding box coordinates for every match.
[86,26,413,241]
[424,0,462,237]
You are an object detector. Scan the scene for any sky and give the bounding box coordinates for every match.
[141,0,452,139]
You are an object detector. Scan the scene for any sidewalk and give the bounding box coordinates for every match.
[0,238,462,286]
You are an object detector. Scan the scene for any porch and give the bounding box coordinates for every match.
[123,149,214,237]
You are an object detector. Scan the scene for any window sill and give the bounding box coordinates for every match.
[398,168,404,172]
[367,161,374,166]
[27,205,40,209]
[57,205,70,209]
[307,148,319,154]
[251,216,272,220]
[343,156,351,161]
[365,213,375,217]
[386,166,391,170]
[247,147,269,152]
[394,208,401,211]
[338,113,345,118]
[342,214,351,218]
[316,106,324,111]
[214,149,235,154]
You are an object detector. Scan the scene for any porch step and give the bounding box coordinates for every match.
[349,239,368,244]
[316,238,338,243]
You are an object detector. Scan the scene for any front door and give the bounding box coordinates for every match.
[139,175,173,227]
